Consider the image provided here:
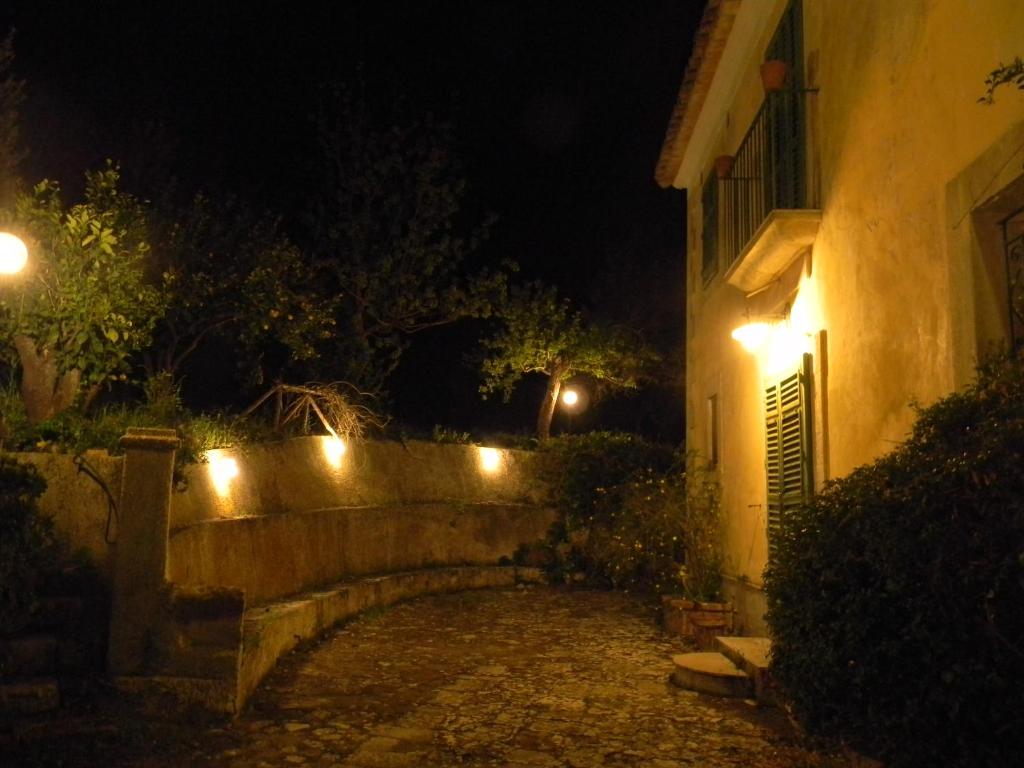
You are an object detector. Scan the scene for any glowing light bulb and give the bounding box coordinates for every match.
[323,436,346,468]
[478,446,502,474]
[0,232,28,275]
[208,451,239,496]
[562,389,579,407]
[731,322,772,353]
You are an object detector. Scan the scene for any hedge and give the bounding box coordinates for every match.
[765,354,1024,767]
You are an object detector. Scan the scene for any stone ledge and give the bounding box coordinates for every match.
[0,636,56,679]
[116,565,544,717]
[237,566,540,710]
[0,678,60,716]
[715,635,776,704]
[670,652,753,699]
[724,209,821,293]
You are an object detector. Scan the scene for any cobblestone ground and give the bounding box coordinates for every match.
[7,586,836,767]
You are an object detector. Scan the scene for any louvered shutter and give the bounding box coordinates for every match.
[765,353,813,557]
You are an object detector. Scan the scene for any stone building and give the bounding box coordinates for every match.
[656,0,1024,632]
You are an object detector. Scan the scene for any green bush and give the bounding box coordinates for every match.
[584,466,686,593]
[0,455,53,634]
[679,460,723,601]
[765,354,1024,767]
[536,432,680,591]
[0,375,255,467]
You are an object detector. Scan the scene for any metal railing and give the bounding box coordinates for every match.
[721,90,815,269]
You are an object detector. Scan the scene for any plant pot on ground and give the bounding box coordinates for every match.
[660,458,730,647]
[662,596,735,649]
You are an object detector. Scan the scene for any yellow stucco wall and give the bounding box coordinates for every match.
[681,0,1024,627]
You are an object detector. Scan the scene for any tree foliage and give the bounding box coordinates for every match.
[979,56,1024,104]
[307,83,504,394]
[147,193,334,386]
[0,455,52,634]
[480,281,656,439]
[0,166,167,422]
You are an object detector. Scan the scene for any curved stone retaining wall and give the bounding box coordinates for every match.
[168,501,554,605]
[170,438,544,527]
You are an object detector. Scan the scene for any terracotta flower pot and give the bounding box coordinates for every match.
[714,154,735,179]
[662,595,734,648]
[760,59,789,92]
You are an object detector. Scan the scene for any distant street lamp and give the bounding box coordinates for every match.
[560,387,582,433]
[0,232,28,275]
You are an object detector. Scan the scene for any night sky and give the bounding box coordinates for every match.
[1,0,700,442]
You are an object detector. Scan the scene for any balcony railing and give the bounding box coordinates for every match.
[721,90,816,269]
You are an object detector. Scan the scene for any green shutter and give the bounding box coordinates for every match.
[765,353,813,557]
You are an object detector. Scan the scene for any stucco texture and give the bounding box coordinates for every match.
[674,0,1024,625]
[11,450,122,573]
[164,438,554,605]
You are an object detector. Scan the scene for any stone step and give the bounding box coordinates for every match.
[670,652,753,699]
[0,635,57,679]
[0,678,60,716]
[715,636,776,704]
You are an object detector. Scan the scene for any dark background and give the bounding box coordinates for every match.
[0,0,699,443]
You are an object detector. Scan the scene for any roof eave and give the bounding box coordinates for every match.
[654,0,743,190]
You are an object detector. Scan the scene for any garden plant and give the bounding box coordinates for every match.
[765,353,1024,767]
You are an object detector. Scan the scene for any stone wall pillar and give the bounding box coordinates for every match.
[107,428,180,676]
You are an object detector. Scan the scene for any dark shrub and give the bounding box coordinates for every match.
[765,354,1024,767]
[0,456,52,634]
[537,432,681,591]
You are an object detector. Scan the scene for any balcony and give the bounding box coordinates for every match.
[720,90,819,293]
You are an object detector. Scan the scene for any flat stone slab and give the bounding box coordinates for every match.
[0,635,57,679]
[715,636,777,704]
[0,678,60,715]
[671,652,754,699]
[715,636,771,673]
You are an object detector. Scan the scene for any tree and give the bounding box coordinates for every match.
[146,193,334,388]
[0,166,167,422]
[307,82,504,394]
[479,281,656,440]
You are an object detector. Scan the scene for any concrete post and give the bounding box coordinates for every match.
[107,427,180,676]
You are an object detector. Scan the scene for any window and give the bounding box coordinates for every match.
[701,172,719,282]
[1002,207,1024,351]
[765,354,813,557]
[765,0,806,212]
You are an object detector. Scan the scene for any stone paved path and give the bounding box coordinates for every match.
[6,586,835,767]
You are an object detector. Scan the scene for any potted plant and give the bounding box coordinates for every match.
[662,458,731,648]
[760,59,789,92]
[714,154,735,180]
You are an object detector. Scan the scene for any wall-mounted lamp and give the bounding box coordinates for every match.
[208,451,240,496]
[732,312,814,376]
[730,322,773,352]
[322,435,346,469]
[477,446,503,474]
